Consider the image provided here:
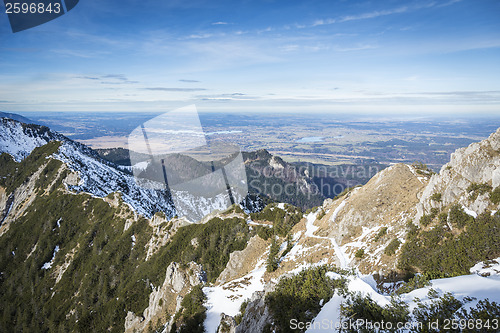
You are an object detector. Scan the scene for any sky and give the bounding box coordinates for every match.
[0,0,499,114]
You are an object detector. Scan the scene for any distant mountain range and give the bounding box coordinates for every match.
[0,111,35,124]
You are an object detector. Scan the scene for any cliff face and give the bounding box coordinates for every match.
[243,149,326,209]
[125,261,206,333]
[416,127,500,221]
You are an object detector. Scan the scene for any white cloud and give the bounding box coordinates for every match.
[334,44,378,52]
[403,75,419,81]
[51,49,110,58]
[339,6,409,23]
[186,33,215,39]
[308,0,461,28]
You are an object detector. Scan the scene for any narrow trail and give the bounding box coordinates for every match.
[304,199,350,269]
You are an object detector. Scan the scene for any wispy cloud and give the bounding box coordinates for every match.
[64,30,134,48]
[334,44,378,52]
[310,1,461,27]
[431,90,500,95]
[1,47,40,53]
[351,90,500,104]
[410,90,500,98]
[436,0,462,8]
[280,44,300,52]
[312,18,336,27]
[145,87,207,92]
[51,49,109,58]
[76,74,138,84]
[403,75,419,81]
[77,76,100,80]
[340,6,409,23]
[186,33,215,39]
[179,79,200,83]
[212,21,229,25]
[172,37,282,69]
[195,92,258,101]
[312,6,408,26]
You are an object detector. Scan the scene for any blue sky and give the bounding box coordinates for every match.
[0,0,499,114]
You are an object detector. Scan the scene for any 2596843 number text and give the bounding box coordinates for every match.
[5,2,61,14]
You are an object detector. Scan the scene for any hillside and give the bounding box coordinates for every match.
[0,117,251,223]
[0,118,499,332]
[95,147,328,210]
[96,146,385,210]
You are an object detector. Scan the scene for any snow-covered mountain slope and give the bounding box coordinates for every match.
[0,117,272,221]
[0,118,65,162]
[54,143,176,218]
[0,117,181,219]
[260,163,430,276]
[306,260,500,333]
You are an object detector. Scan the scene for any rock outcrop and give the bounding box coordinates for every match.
[416,127,500,222]
[217,313,237,333]
[124,261,206,333]
[235,292,272,333]
[217,236,268,284]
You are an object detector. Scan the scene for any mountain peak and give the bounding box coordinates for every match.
[0,112,36,125]
[0,118,177,220]
[0,118,64,162]
[416,126,500,223]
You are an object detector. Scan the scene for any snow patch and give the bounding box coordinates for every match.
[470,257,500,276]
[462,205,477,218]
[303,199,350,268]
[132,161,150,171]
[41,245,60,270]
[287,259,329,276]
[329,200,347,224]
[306,293,344,332]
[326,271,341,280]
[304,212,319,238]
[401,274,500,310]
[308,270,500,332]
[203,260,266,333]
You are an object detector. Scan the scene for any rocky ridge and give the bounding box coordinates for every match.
[416,127,500,221]
[0,117,246,222]
[205,127,500,332]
